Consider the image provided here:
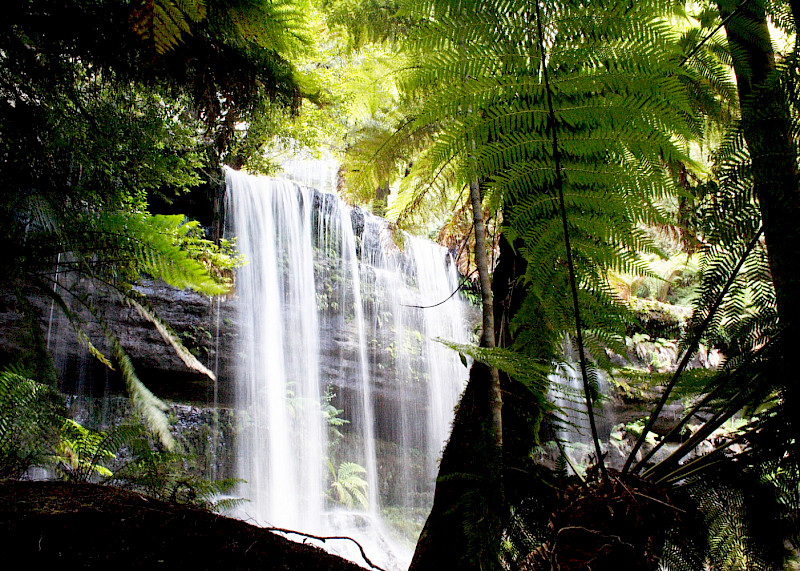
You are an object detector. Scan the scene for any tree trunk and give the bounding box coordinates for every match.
[718,0,800,429]
[409,234,544,571]
[469,176,503,449]
[408,361,504,571]
[372,180,390,217]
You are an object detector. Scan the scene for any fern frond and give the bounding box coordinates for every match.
[130,0,206,54]
[666,455,793,571]
[98,213,230,296]
[439,340,555,409]
[0,369,64,478]
[221,0,313,58]
[102,327,174,450]
[124,294,216,381]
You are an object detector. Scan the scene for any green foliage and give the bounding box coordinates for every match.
[131,0,208,54]
[218,0,313,57]
[1,0,799,566]
[322,0,408,50]
[384,1,800,568]
[440,341,551,407]
[55,419,116,481]
[621,253,700,307]
[104,422,244,512]
[110,213,236,296]
[0,368,243,512]
[53,418,245,512]
[322,387,349,441]
[0,369,63,479]
[329,45,423,210]
[2,0,308,156]
[636,22,800,570]
[0,0,306,445]
[327,460,369,509]
[10,208,239,446]
[662,456,794,571]
[353,0,699,367]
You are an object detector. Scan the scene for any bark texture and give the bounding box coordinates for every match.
[719,0,800,435]
[409,236,544,571]
[469,176,503,450]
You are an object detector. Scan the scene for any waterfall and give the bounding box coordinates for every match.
[224,168,470,569]
[549,360,612,473]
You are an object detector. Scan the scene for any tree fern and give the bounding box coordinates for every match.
[369,0,800,568]
[327,461,369,509]
[0,369,63,478]
[131,0,207,54]
[382,0,696,373]
[55,419,117,481]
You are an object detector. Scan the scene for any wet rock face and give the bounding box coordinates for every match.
[0,279,235,404]
[62,394,238,481]
[0,275,443,410]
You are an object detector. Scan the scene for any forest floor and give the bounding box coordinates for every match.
[0,480,369,570]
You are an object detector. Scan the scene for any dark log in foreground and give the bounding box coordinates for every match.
[0,480,367,570]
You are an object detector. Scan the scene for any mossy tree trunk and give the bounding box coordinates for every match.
[409,235,544,571]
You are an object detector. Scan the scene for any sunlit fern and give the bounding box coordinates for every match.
[365,0,699,365]
[327,460,369,509]
[15,208,234,448]
[388,1,800,568]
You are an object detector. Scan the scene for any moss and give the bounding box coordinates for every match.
[627,297,691,340]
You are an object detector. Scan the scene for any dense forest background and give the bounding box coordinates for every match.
[2,0,800,569]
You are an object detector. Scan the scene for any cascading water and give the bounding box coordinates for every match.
[224,167,470,569]
[549,358,613,473]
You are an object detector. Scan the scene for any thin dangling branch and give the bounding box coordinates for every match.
[401,220,475,309]
[264,527,386,571]
[532,0,608,486]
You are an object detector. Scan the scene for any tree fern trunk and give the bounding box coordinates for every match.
[469,176,503,450]
[718,0,800,438]
[372,180,390,217]
[409,236,543,571]
[408,361,505,571]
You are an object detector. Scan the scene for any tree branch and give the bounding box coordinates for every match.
[263,527,386,571]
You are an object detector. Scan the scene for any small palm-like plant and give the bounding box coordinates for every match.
[328,461,369,510]
[54,419,116,481]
